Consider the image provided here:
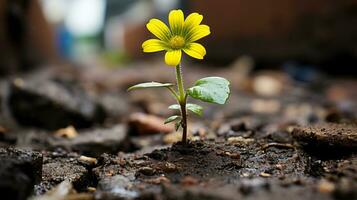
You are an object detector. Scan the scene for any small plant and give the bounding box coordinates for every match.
[128,9,230,144]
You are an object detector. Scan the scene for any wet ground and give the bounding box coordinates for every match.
[0,62,356,200]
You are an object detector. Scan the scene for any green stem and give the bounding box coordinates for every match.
[175,64,185,101]
[175,64,187,144]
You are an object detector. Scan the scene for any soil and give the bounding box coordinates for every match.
[292,123,357,155]
[91,138,356,200]
[0,64,356,200]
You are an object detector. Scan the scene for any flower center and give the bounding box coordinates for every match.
[169,36,185,49]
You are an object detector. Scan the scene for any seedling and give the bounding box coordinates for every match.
[128,10,230,144]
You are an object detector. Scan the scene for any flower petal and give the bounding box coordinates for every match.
[186,25,211,42]
[169,9,184,35]
[142,39,167,52]
[165,50,182,66]
[183,43,206,59]
[146,19,171,41]
[183,13,203,33]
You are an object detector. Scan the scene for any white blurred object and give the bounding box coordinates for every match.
[253,74,283,96]
[153,0,179,13]
[40,0,70,24]
[104,0,179,51]
[105,0,154,50]
[65,0,106,37]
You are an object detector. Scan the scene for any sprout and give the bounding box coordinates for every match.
[129,9,230,144]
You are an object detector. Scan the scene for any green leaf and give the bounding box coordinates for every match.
[187,77,230,104]
[175,120,181,131]
[168,103,203,116]
[164,115,181,124]
[187,104,203,116]
[128,82,174,91]
[168,104,180,110]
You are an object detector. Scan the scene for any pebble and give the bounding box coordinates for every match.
[137,167,155,176]
[87,187,96,192]
[251,99,281,114]
[275,164,283,170]
[145,176,171,185]
[54,126,78,139]
[270,131,292,143]
[260,172,272,177]
[240,178,270,195]
[0,126,6,134]
[129,112,174,135]
[78,155,98,166]
[252,73,284,96]
[317,179,335,193]
[163,132,184,144]
[228,136,254,144]
[161,162,178,173]
[225,152,241,160]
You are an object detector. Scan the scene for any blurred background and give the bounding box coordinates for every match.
[1,1,357,199]
[1,0,357,75]
[0,0,356,134]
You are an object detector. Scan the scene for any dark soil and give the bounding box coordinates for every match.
[0,65,356,200]
[292,123,357,156]
[0,148,43,200]
[91,138,356,200]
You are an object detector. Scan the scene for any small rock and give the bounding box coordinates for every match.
[275,164,284,170]
[217,118,261,137]
[146,149,168,161]
[137,167,155,176]
[87,187,96,193]
[7,78,106,130]
[0,126,6,134]
[270,131,292,143]
[0,147,43,183]
[225,152,241,160]
[163,132,183,144]
[129,112,174,135]
[259,172,272,177]
[226,130,254,139]
[37,157,89,194]
[0,127,16,145]
[334,177,357,199]
[250,99,281,114]
[227,136,254,144]
[252,72,285,96]
[190,124,208,138]
[239,178,270,195]
[96,92,129,120]
[98,175,133,192]
[78,156,98,166]
[54,126,78,139]
[231,121,247,132]
[31,180,91,200]
[217,123,233,136]
[51,125,128,156]
[0,148,43,200]
[161,162,178,173]
[317,179,335,193]
[145,176,171,185]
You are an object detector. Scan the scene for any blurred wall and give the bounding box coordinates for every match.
[190,0,357,72]
[0,0,56,75]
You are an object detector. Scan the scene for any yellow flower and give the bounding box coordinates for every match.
[142,9,211,66]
